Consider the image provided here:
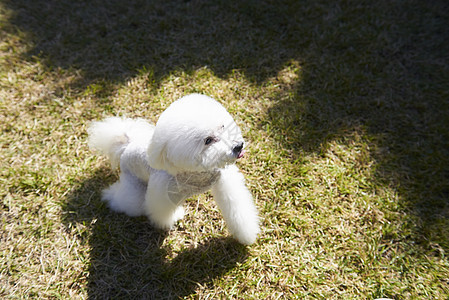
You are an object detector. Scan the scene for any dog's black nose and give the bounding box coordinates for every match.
[233,142,244,154]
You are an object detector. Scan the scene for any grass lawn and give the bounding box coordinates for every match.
[1,0,449,298]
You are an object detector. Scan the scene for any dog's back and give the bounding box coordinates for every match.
[88,117,154,177]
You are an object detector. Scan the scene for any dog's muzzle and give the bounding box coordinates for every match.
[232,142,245,159]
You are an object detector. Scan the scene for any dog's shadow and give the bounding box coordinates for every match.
[63,167,248,299]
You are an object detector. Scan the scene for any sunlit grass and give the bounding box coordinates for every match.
[1,0,448,298]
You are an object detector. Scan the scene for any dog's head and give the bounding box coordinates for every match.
[147,94,246,175]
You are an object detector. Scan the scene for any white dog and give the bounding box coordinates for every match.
[88,94,260,245]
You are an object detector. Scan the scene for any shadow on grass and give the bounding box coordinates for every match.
[264,1,449,254]
[3,0,303,90]
[6,0,448,260]
[63,168,248,298]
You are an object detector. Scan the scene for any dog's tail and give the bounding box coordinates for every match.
[87,117,152,169]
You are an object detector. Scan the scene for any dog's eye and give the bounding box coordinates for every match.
[204,137,214,145]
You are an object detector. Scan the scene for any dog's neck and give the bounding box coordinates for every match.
[167,169,221,206]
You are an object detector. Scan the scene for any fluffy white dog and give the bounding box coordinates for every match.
[88,94,260,245]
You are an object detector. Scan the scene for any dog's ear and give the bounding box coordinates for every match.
[147,140,167,170]
[147,141,178,174]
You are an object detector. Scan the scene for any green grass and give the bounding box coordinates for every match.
[1,0,449,298]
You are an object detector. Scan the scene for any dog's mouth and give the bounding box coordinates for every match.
[232,141,245,159]
[237,149,245,159]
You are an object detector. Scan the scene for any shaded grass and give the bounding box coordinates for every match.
[1,0,449,298]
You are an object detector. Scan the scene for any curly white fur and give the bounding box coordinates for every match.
[88,94,260,245]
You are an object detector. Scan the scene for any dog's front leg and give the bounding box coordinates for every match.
[211,165,260,245]
[144,170,185,230]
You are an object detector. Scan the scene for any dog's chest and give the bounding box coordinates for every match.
[167,170,220,205]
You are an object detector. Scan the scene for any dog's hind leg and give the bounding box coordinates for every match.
[102,171,146,217]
